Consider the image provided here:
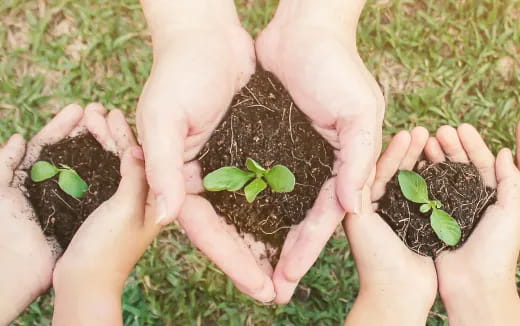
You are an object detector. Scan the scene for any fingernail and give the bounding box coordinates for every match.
[155,195,168,225]
[257,276,276,303]
[131,147,144,160]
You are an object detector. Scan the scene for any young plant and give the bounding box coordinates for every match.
[398,170,461,246]
[31,161,89,199]
[203,158,295,203]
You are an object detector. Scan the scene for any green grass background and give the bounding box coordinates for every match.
[1,0,519,324]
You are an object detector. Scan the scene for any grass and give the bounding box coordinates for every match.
[1,0,519,324]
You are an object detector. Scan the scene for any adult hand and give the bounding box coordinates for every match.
[256,0,385,302]
[344,127,437,326]
[137,0,255,224]
[137,0,275,302]
[52,106,160,325]
[0,104,85,324]
[424,124,520,326]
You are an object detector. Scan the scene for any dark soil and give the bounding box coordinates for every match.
[24,133,121,250]
[377,161,496,257]
[198,70,335,263]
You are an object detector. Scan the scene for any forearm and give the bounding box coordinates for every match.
[140,0,240,40]
[53,285,123,326]
[345,290,431,326]
[275,0,367,35]
[443,285,520,326]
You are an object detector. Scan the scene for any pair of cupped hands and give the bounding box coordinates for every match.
[2,5,520,325]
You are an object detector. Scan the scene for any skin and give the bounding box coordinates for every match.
[138,0,382,303]
[425,125,520,326]
[344,127,437,326]
[0,104,87,324]
[256,0,384,303]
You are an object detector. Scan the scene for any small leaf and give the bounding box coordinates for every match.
[265,165,295,192]
[430,209,461,246]
[244,178,267,203]
[203,167,255,192]
[245,158,266,176]
[398,170,430,204]
[58,170,88,199]
[420,203,431,213]
[31,161,59,182]
[434,200,443,209]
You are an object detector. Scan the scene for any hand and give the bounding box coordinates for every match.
[137,0,255,224]
[255,0,384,302]
[424,124,520,326]
[344,127,437,326]
[0,104,86,324]
[52,106,160,325]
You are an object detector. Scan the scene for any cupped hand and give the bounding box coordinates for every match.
[344,127,437,325]
[255,5,384,303]
[424,124,520,325]
[52,105,160,324]
[137,2,256,225]
[0,104,85,324]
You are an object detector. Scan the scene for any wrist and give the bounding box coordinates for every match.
[274,0,366,40]
[441,282,520,325]
[346,289,432,326]
[140,0,241,45]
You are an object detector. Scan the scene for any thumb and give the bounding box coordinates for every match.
[496,148,520,207]
[138,115,187,225]
[114,146,149,202]
[0,134,26,186]
[336,113,381,213]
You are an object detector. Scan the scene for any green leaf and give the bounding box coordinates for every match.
[31,161,59,182]
[58,169,88,199]
[430,209,461,246]
[265,165,295,193]
[244,178,267,203]
[420,203,431,213]
[203,167,255,192]
[433,200,443,209]
[398,170,430,204]
[245,158,266,176]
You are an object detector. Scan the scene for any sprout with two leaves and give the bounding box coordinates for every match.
[398,170,462,246]
[203,158,296,203]
[31,161,89,199]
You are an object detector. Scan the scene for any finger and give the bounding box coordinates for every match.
[0,134,26,186]
[183,161,204,195]
[336,114,380,213]
[399,126,429,170]
[69,103,107,137]
[457,123,496,188]
[84,106,118,153]
[22,104,83,169]
[436,125,469,163]
[273,178,345,304]
[178,195,275,303]
[138,112,187,225]
[495,149,520,207]
[424,137,446,163]
[516,121,520,167]
[107,109,137,157]
[372,131,411,201]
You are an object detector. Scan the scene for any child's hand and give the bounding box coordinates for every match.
[52,106,160,325]
[344,127,437,326]
[424,124,520,326]
[0,104,85,324]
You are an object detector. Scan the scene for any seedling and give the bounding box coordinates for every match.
[398,170,461,246]
[203,158,295,203]
[31,161,89,199]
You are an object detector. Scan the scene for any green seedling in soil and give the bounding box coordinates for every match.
[31,161,89,199]
[398,170,461,246]
[203,158,295,203]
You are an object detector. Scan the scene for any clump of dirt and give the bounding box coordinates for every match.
[198,70,335,262]
[24,133,121,250]
[377,161,496,257]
